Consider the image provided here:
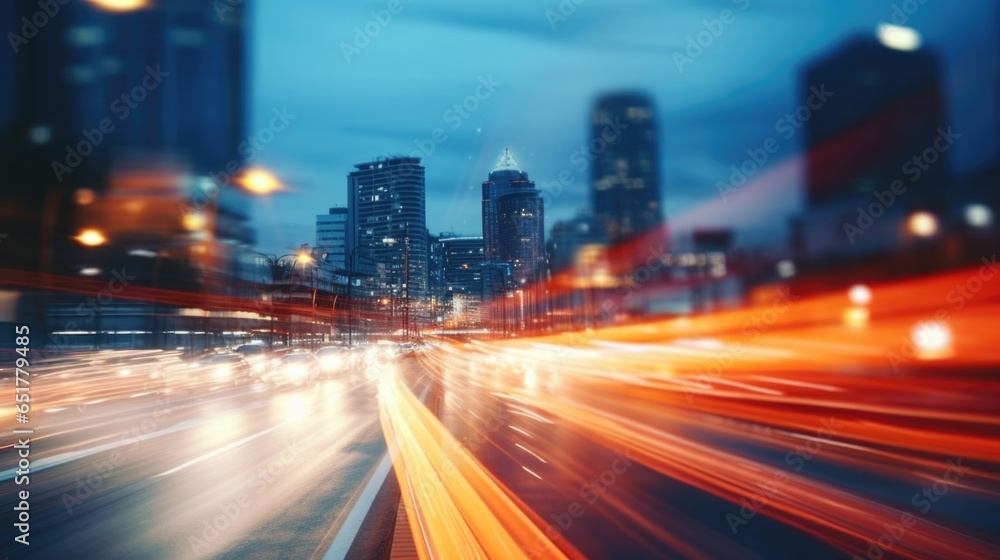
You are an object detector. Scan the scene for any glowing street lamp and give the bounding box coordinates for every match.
[75,228,107,247]
[239,168,282,195]
[86,0,149,11]
[907,211,938,238]
[877,24,922,52]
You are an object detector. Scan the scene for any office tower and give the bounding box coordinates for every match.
[498,190,545,285]
[804,36,947,206]
[427,234,445,305]
[798,34,949,259]
[316,208,348,269]
[547,212,606,274]
[0,0,253,274]
[440,237,485,299]
[347,156,429,300]
[0,1,255,348]
[481,148,545,286]
[482,149,536,261]
[590,92,663,244]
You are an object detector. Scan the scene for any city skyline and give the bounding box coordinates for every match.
[249,0,999,256]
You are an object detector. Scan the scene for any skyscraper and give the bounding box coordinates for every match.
[316,208,348,269]
[804,36,947,206]
[348,156,429,300]
[0,1,254,347]
[481,149,545,286]
[547,212,605,274]
[440,236,485,299]
[590,92,663,244]
[799,34,949,258]
[1,1,253,271]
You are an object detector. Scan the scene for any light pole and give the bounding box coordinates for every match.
[347,249,357,346]
[261,250,312,347]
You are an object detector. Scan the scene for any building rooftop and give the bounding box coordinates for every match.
[492,148,521,172]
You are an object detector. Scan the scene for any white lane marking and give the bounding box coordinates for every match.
[321,385,428,560]
[153,418,295,478]
[321,448,396,560]
[755,376,843,392]
[515,443,547,464]
[0,419,202,481]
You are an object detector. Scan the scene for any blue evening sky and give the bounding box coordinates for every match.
[249,0,999,254]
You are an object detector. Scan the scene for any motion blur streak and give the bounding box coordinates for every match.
[382,266,1000,559]
[379,366,576,559]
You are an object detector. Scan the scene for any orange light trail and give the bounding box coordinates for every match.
[380,265,1000,558]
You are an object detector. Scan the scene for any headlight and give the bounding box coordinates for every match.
[252,362,266,373]
[321,357,339,370]
[213,366,232,379]
[284,366,306,379]
[118,368,132,377]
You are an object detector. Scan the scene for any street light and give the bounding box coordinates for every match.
[86,0,148,11]
[239,168,283,195]
[261,251,313,347]
[907,211,938,238]
[75,228,107,247]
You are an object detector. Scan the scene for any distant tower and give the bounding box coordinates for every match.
[348,156,429,299]
[590,92,663,244]
[481,148,545,285]
[798,33,949,259]
[316,208,348,269]
[440,236,485,298]
[804,35,947,206]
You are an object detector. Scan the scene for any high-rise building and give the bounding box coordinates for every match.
[0,0,254,269]
[347,156,429,300]
[547,212,606,274]
[0,1,256,347]
[316,208,348,269]
[498,190,545,286]
[590,92,663,244]
[481,149,545,286]
[441,236,485,299]
[804,36,947,206]
[798,34,949,258]
[427,233,445,305]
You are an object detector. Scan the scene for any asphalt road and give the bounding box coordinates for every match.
[1,356,386,560]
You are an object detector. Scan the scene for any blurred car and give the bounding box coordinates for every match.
[274,351,320,387]
[235,342,271,375]
[316,346,346,377]
[190,352,252,389]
